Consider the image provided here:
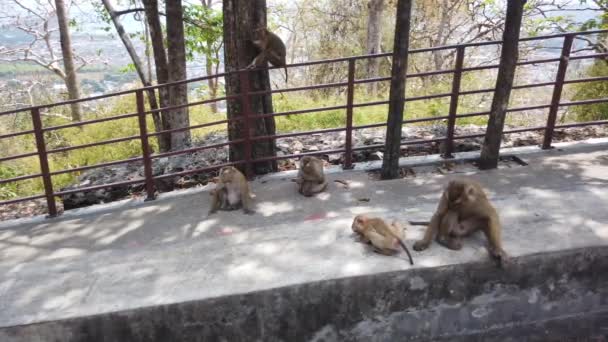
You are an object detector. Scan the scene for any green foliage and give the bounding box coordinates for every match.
[183,5,224,63]
[572,61,608,121]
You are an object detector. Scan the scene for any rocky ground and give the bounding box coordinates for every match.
[1,124,607,221]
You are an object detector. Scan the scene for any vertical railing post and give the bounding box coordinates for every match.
[239,70,253,179]
[31,107,57,217]
[136,90,156,201]
[542,34,574,150]
[443,46,465,158]
[343,58,356,170]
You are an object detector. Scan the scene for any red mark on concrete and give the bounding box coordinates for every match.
[220,227,234,235]
[304,212,327,221]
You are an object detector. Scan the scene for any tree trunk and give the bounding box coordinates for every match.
[54,0,81,122]
[101,0,169,152]
[479,0,526,169]
[381,0,412,180]
[366,0,384,96]
[165,0,191,150]
[143,0,172,151]
[205,59,218,113]
[223,0,277,175]
[201,0,218,114]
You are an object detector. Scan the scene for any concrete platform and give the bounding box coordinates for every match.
[1,140,608,341]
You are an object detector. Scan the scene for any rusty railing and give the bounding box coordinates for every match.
[1,29,607,217]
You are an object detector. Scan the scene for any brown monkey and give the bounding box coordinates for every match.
[412,178,508,267]
[295,156,328,197]
[208,166,255,215]
[351,214,414,265]
[247,27,288,83]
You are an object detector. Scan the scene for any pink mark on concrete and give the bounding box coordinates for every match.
[304,212,327,221]
[220,227,234,235]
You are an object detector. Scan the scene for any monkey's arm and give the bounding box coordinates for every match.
[208,189,222,215]
[240,182,255,214]
[247,51,267,69]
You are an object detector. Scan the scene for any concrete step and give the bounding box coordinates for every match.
[1,140,608,341]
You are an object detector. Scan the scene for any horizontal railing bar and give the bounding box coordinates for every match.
[143,95,236,116]
[563,76,608,84]
[252,149,346,163]
[0,129,34,140]
[49,157,144,176]
[405,115,450,124]
[250,81,349,96]
[0,107,30,117]
[353,123,387,130]
[408,69,456,78]
[554,119,608,129]
[0,194,47,206]
[152,161,244,181]
[0,151,38,163]
[255,105,349,120]
[354,76,391,85]
[0,173,42,185]
[46,135,140,154]
[516,57,561,66]
[513,81,557,90]
[352,100,390,108]
[147,119,231,137]
[43,112,140,132]
[405,92,452,102]
[506,104,551,112]
[249,127,347,142]
[503,125,546,134]
[570,52,608,61]
[150,140,240,159]
[53,179,146,196]
[559,98,608,107]
[457,110,492,118]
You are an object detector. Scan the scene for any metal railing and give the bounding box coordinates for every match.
[1,29,608,217]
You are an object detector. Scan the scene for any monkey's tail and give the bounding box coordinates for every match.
[398,239,414,265]
[408,221,430,226]
[284,66,288,85]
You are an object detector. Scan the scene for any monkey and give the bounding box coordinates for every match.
[412,178,508,267]
[295,156,328,197]
[351,214,414,265]
[208,166,255,215]
[247,27,288,84]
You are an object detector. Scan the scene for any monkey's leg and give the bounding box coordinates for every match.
[302,180,328,196]
[367,231,397,255]
[436,210,463,251]
[414,193,450,251]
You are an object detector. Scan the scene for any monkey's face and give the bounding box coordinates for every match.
[447,181,475,207]
[300,157,312,170]
[351,215,367,233]
[219,167,235,182]
[252,27,267,40]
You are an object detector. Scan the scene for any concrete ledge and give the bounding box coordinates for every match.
[2,246,607,342]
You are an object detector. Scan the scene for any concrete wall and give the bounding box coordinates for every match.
[2,246,607,342]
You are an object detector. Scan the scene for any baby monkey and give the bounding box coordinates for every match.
[208,166,254,215]
[351,214,414,265]
[295,156,328,197]
[412,178,508,267]
[247,27,288,83]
